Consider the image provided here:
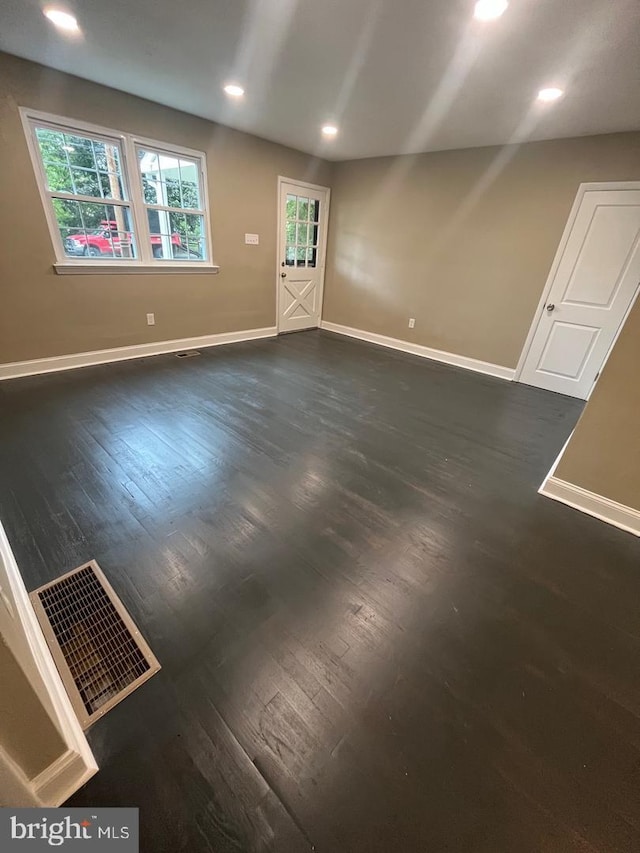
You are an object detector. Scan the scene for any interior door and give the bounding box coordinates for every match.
[519,189,640,399]
[278,180,329,333]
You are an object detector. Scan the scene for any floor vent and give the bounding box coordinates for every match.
[30,561,160,729]
[175,350,201,358]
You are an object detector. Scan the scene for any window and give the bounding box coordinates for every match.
[22,110,214,271]
[284,193,320,267]
[137,147,207,261]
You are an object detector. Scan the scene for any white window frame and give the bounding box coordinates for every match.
[20,108,219,275]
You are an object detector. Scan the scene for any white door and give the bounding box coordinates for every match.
[518,187,640,399]
[277,179,330,333]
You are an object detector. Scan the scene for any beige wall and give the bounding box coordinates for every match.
[555,299,640,510]
[0,638,66,780]
[323,134,640,368]
[0,52,331,364]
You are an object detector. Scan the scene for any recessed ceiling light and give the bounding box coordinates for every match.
[223,84,245,97]
[322,125,338,137]
[473,0,508,21]
[43,8,79,31]
[537,87,564,102]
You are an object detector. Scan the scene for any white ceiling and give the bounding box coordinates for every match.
[1,0,639,160]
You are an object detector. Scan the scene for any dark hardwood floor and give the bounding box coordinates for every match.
[2,329,640,852]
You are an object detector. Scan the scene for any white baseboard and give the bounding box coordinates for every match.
[540,477,640,537]
[0,747,41,807]
[0,326,277,381]
[320,321,515,381]
[33,750,97,807]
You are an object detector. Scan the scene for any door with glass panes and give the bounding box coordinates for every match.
[277,179,330,332]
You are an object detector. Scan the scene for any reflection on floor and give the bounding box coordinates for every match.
[2,330,639,852]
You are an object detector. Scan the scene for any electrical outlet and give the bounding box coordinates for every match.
[146,313,155,326]
[245,233,259,245]
[408,318,416,329]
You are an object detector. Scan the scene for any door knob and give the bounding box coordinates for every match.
[546,303,555,312]
[280,272,287,278]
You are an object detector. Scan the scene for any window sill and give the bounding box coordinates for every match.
[54,263,220,276]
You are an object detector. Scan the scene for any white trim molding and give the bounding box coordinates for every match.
[0,326,277,381]
[32,750,97,807]
[320,322,515,381]
[540,477,640,537]
[54,263,220,275]
[0,521,98,805]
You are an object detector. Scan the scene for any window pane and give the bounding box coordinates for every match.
[309,200,320,223]
[142,177,159,205]
[159,154,181,179]
[285,246,296,265]
[296,246,307,266]
[64,136,95,167]
[36,128,66,162]
[286,222,296,244]
[53,200,136,259]
[99,172,125,200]
[71,167,101,197]
[166,177,182,208]
[182,213,205,259]
[297,223,309,245]
[138,148,202,210]
[179,161,200,209]
[147,209,175,259]
[45,162,74,194]
[297,198,309,220]
[91,140,110,173]
[139,151,164,205]
[286,194,297,220]
[147,210,205,260]
[36,131,71,192]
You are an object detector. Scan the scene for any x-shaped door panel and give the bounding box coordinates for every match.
[282,277,317,323]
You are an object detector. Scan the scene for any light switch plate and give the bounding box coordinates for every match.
[245,233,259,245]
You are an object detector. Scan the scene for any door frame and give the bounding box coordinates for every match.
[276,176,331,333]
[514,181,640,398]
[0,520,97,805]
